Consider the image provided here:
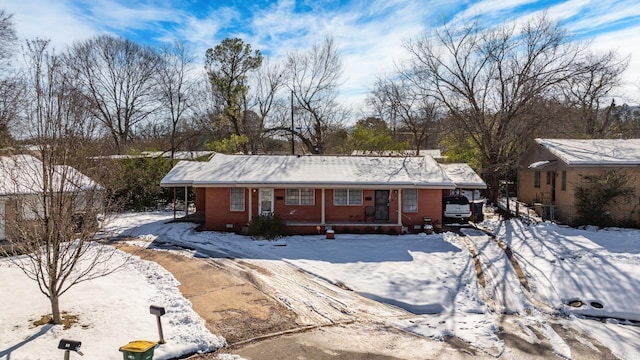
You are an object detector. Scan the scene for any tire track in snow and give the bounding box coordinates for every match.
[459,226,574,359]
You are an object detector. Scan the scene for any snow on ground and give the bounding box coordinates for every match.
[484,218,640,358]
[3,211,640,359]
[111,212,502,354]
[0,214,224,360]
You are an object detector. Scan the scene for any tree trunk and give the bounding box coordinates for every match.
[50,293,62,324]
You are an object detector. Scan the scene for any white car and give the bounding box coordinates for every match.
[443,195,472,219]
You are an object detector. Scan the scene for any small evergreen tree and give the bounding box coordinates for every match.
[574,170,635,227]
[117,155,172,210]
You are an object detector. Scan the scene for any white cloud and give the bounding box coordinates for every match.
[3,0,638,113]
[589,25,640,104]
[4,0,98,49]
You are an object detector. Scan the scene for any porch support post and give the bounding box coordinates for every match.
[173,187,176,219]
[248,188,252,223]
[321,188,326,225]
[397,188,402,225]
[184,186,189,216]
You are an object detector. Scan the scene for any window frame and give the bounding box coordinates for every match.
[333,189,363,206]
[403,188,418,213]
[561,170,567,191]
[285,188,315,206]
[534,171,541,188]
[229,188,245,212]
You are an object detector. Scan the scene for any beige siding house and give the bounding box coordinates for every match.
[0,154,102,241]
[518,138,640,225]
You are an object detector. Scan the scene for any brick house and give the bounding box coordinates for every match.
[518,138,640,224]
[160,154,486,234]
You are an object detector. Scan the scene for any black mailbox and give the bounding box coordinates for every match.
[149,305,166,316]
[58,339,81,352]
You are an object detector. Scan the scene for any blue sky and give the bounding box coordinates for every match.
[3,0,640,111]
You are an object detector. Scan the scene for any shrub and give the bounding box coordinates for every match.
[248,213,287,240]
[574,170,635,227]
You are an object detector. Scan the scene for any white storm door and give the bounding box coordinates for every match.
[258,189,274,215]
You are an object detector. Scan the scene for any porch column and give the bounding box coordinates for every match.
[184,186,189,216]
[248,187,252,223]
[397,188,402,225]
[321,188,326,225]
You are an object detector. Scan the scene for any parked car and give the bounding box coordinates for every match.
[443,195,472,219]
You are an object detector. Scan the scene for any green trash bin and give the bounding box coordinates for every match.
[119,340,158,360]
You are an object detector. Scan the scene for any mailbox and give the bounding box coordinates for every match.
[149,305,165,316]
[58,339,83,358]
[58,339,82,352]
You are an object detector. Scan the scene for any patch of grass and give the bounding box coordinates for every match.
[32,312,79,330]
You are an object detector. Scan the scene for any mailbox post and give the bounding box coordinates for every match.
[149,305,166,344]
[58,339,83,359]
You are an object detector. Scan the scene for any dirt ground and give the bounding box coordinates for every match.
[117,243,618,360]
[117,245,300,345]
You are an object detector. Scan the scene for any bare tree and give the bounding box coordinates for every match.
[287,36,348,154]
[560,51,629,138]
[368,75,441,154]
[156,40,198,165]
[249,59,287,153]
[0,39,120,325]
[0,9,16,66]
[405,15,585,202]
[0,9,18,147]
[65,35,160,153]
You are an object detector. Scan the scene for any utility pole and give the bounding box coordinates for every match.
[291,89,295,155]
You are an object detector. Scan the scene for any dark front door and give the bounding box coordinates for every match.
[374,190,390,221]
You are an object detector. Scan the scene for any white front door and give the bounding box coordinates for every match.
[258,189,274,215]
[0,201,5,240]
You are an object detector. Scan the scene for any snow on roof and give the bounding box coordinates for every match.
[160,160,211,187]
[161,154,457,188]
[350,149,444,158]
[536,138,640,166]
[528,160,553,169]
[0,154,100,196]
[440,163,487,189]
[94,151,214,160]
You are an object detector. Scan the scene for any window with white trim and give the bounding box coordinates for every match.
[286,188,315,205]
[334,189,362,206]
[230,188,245,211]
[403,189,418,213]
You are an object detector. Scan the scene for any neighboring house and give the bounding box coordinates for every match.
[351,149,446,160]
[0,154,102,241]
[518,138,640,224]
[94,150,214,161]
[160,154,486,235]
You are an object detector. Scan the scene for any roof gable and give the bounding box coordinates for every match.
[535,138,640,166]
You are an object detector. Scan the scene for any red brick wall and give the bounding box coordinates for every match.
[195,188,206,212]
[204,188,249,232]
[273,189,322,222]
[199,187,445,233]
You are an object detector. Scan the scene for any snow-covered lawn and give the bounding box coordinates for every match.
[2,211,640,359]
[0,228,224,359]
